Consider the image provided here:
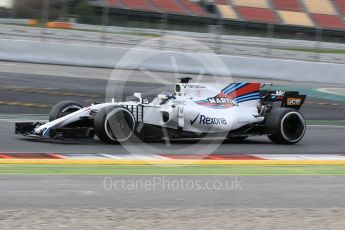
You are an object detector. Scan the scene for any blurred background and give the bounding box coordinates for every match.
[1,0,345,63]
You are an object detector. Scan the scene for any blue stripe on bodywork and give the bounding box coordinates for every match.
[222,83,238,93]
[223,83,248,95]
[236,96,261,103]
[235,92,260,101]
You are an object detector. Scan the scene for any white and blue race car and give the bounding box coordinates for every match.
[15,77,307,144]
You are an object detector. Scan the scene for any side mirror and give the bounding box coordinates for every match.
[158,94,168,100]
[134,93,142,103]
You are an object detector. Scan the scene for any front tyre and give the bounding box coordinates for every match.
[49,101,83,122]
[94,106,135,144]
[265,108,306,144]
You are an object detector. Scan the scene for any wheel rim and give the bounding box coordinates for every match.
[281,112,306,142]
[104,109,135,142]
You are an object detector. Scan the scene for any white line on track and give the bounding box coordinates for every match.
[307,125,345,128]
[317,88,345,96]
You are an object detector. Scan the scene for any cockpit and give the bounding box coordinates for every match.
[151,91,176,105]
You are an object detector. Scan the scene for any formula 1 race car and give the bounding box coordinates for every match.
[15,77,307,144]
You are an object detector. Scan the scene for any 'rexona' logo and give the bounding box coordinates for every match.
[190,113,200,125]
[190,113,227,125]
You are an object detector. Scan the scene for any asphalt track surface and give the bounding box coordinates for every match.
[0,175,345,209]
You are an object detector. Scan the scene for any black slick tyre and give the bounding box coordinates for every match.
[265,108,306,144]
[49,101,83,122]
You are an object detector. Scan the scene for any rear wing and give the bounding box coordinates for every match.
[261,90,306,110]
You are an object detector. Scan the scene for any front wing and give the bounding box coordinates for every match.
[15,122,94,139]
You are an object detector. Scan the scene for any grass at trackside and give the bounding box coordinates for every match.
[278,48,345,54]
[0,165,345,175]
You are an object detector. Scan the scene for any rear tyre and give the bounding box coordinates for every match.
[265,108,306,144]
[94,106,135,144]
[49,101,83,122]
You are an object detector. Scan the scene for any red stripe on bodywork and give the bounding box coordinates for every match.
[225,83,260,99]
[0,154,13,159]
